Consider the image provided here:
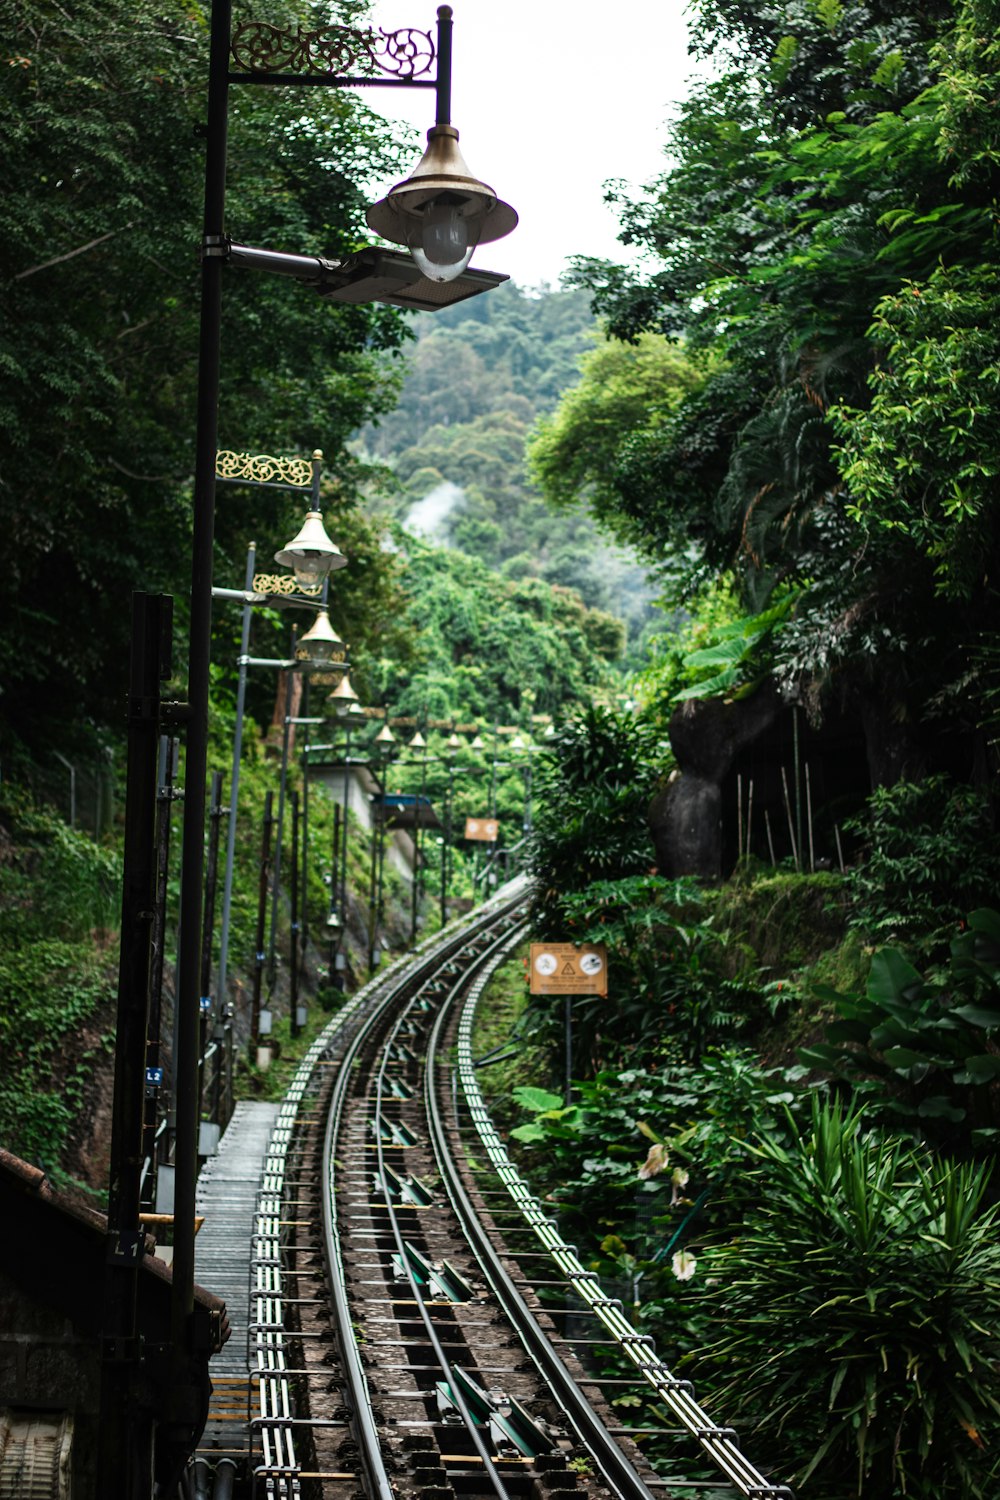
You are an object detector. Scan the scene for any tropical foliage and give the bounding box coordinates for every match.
[697,1100,1000,1499]
[531,0,1000,785]
[0,0,409,746]
[800,907,1000,1149]
[359,282,659,655]
[528,706,662,931]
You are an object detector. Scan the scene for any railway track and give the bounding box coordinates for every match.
[240,881,793,1500]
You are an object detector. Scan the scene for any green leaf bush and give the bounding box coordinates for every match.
[528,704,663,937]
[694,1100,1000,1499]
[845,776,1000,944]
[0,787,119,1169]
[800,908,1000,1149]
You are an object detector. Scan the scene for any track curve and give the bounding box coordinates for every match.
[246,882,793,1500]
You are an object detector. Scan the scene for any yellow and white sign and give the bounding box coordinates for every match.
[464,817,499,842]
[529,943,608,997]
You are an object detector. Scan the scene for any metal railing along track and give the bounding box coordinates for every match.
[453,931,796,1500]
[424,921,659,1500]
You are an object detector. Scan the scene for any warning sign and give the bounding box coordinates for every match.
[529,943,608,997]
[464,817,499,842]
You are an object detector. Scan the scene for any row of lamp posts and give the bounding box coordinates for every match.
[100,2,520,1490]
[302,712,540,958]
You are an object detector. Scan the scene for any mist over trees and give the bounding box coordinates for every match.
[533,0,1000,786]
[359,282,662,660]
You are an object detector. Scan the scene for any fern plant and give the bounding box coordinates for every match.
[694,1099,1000,1499]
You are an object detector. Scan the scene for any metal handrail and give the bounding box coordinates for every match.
[455,939,795,1500]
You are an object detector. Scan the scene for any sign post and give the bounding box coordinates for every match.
[528,943,608,1105]
[464,816,498,905]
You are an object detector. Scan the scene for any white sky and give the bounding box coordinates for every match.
[366,1,695,290]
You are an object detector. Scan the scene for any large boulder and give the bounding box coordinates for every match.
[649,683,783,879]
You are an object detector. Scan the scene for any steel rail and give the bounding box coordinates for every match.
[247,881,525,1494]
[317,883,530,1498]
[372,946,516,1500]
[424,924,659,1500]
[455,934,796,1500]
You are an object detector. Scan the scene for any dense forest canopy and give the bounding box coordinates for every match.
[0,0,410,748]
[530,0,1000,787]
[358,282,661,657]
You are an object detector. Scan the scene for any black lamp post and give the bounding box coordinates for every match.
[407,727,429,948]
[158,3,518,1482]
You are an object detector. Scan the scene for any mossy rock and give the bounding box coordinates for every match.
[708,869,849,970]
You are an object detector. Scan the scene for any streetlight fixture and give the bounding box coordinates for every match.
[296,607,345,663]
[151,7,518,1488]
[367,125,517,283]
[329,670,360,714]
[274,510,346,589]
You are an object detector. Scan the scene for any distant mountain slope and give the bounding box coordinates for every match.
[359,282,657,657]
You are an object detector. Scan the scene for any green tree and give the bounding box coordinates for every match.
[373,538,624,726]
[555,0,1000,783]
[0,0,409,748]
[527,334,701,554]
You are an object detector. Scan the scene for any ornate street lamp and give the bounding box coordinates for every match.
[296,607,345,664]
[274,510,345,590]
[367,123,517,283]
[328,670,360,715]
[143,9,518,1492]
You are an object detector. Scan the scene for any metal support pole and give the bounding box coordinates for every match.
[250,792,274,1057]
[53,749,77,830]
[435,3,453,124]
[339,722,352,955]
[171,0,231,1404]
[267,664,295,983]
[489,722,497,817]
[564,996,573,1108]
[301,680,311,957]
[290,789,300,1037]
[199,771,224,1126]
[793,704,803,872]
[330,800,342,985]
[141,735,176,1213]
[98,591,171,1498]
[410,744,428,948]
[367,795,380,971]
[376,813,387,962]
[441,757,455,927]
[217,542,256,1010]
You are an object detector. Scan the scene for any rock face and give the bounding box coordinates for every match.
[649,684,784,880]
